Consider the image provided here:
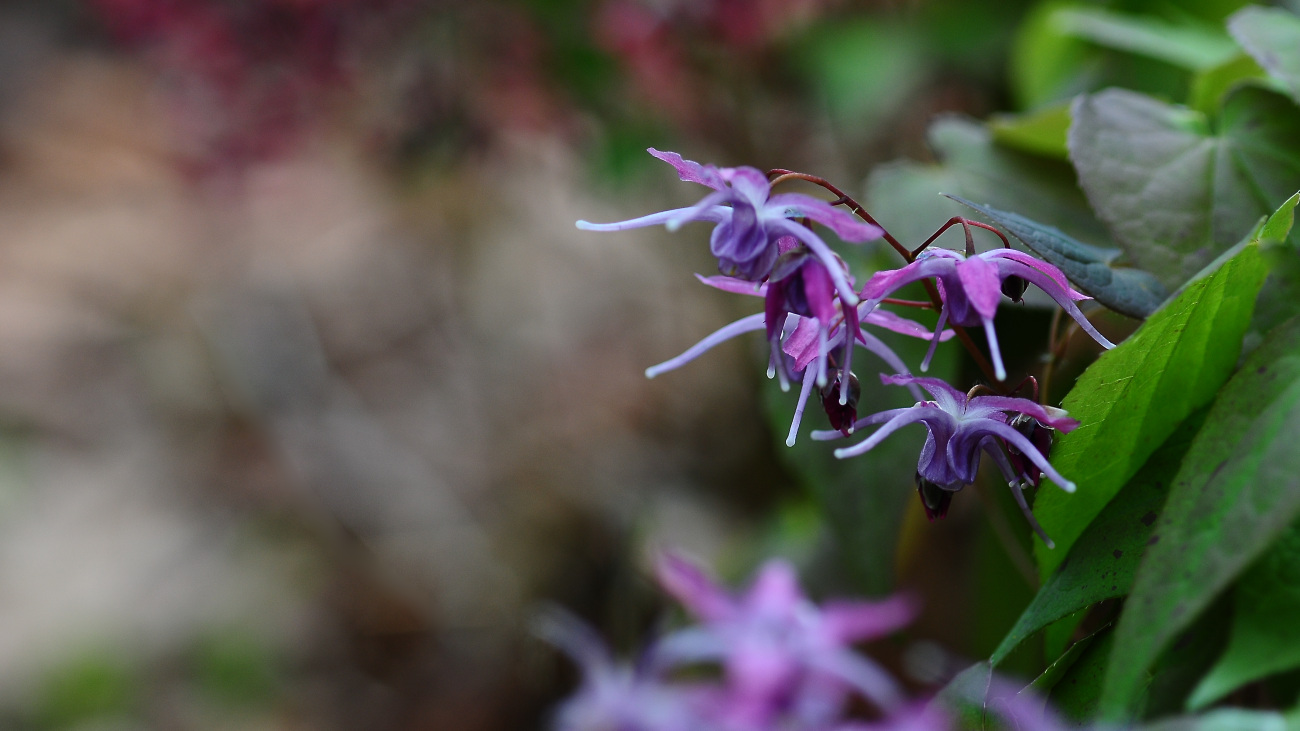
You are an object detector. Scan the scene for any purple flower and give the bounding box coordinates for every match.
[535,609,708,731]
[643,261,951,446]
[576,149,882,305]
[812,374,1079,546]
[652,553,917,728]
[859,248,1115,381]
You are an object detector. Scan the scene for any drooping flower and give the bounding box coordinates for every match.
[643,258,950,446]
[812,374,1079,546]
[652,553,917,728]
[535,608,708,731]
[576,149,883,304]
[858,247,1115,381]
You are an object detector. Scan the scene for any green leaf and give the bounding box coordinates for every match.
[1190,522,1300,709]
[1137,709,1288,731]
[989,103,1072,160]
[1054,7,1239,71]
[866,117,1111,256]
[991,408,1204,664]
[1099,314,1300,718]
[946,196,1168,318]
[1009,1,1096,109]
[1229,6,1300,106]
[1033,224,1277,583]
[1188,53,1270,115]
[1046,625,1115,722]
[1068,86,1300,289]
[1025,623,1108,698]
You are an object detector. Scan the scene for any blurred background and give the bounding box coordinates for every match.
[0,0,1197,728]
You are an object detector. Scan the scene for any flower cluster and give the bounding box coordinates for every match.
[578,150,1114,542]
[540,553,927,731]
[541,553,1068,731]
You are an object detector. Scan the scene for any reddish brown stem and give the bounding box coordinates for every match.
[881,298,934,308]
[766,169,913,262]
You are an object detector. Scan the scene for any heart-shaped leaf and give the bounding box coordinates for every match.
[1229,6,1300,105]
[1069,86,1300,289]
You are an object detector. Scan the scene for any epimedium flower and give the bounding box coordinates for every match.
[576,149,883,305]
[643,251,951,446]
[535,608,709,731]
[812,374,1079,546]
[652,553,917,728]
[858,247,1116,382]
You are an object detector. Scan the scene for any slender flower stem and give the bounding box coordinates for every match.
[767,170,913,262]
[881,298,935,308]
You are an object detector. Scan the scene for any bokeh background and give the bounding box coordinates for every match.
[0,0,1146,728]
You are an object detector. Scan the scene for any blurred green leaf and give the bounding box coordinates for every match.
[866,117,1109,255]
[1138,709,1288,731]
[1100,314,1300,718]
[1229,6,1300,105]
[1034,227,1275,583]
[1190,522,1300,709]
[947,196,1168,318]
[1188,54,1270,115]
[989,103,1072,159]
[1054,7,1238,71]
[1010,1,1097,108]
[35,650,139,729]
[192,630,280,709]
[795,20,929,133]
[1069,86,1300,289]
[991,408,1204,665]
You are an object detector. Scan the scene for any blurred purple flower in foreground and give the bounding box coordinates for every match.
[859,248,1115,381]
[577,149,882,304]
[813,375,1079,546]
[536,609,707,731]
[654,553,916,728]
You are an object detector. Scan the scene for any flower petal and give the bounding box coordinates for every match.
[695,273,766,297]
[955,254,1002,321]
[859,256,956,302]
[1005,262,1117,349]
[766,192,883,243]
[862,308,954,341]
[648,148,725,189]
[645,313,766,378]
[985,248,1088,301]
[822,594,918,643]
[879,373,968,404]
[979,420,1077,493]
[655,553,736,622]
[769,218,859,306]
[967,395,1080,432]
[577,204,728,232]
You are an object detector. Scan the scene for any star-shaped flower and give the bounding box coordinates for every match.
[577,149,882,305]
[652,553,917,727]
[858,248,1115,381]
[813,374,1079,546]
